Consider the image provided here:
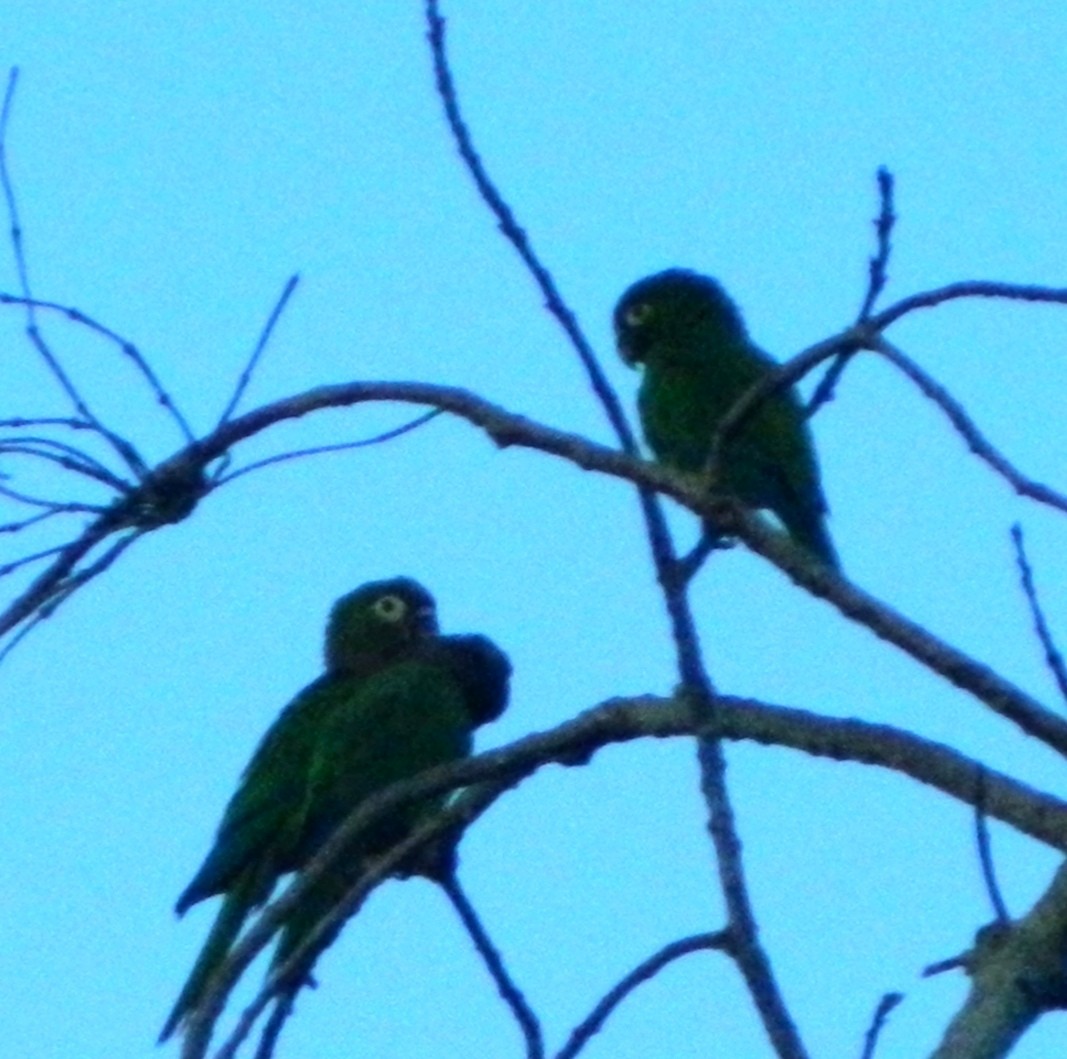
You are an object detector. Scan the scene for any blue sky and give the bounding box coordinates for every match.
[2,3,1067,1057]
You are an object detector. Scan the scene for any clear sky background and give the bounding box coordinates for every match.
[2,3,1067,1057]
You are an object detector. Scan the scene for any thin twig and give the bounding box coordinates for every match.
[870,280,1067,332]
[871,337,1067,515]
[0,414,92,429]
[0,69,29,301]
[214,409,442,486]
[0,72,145,476]
[974,768,1010,924]
[439,872,543,1059]
[858,167,896,322]
[0,292,197,442]
[1,507,81,533]
[1,434,131,489]
[809,166,896,415]
[0,542,69,576]
[0,477,108,513]
[215,274,300,429]
[0,529,140,662]
[1010,523,1067,705]
[423,2,637,456]
[556,933,728,1059]
[859,992,904,1059]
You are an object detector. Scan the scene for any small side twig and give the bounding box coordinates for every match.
[809,166,896,417]
[214,409,442,487]
[0,293,197,443]
[871,337,1067,516]
[439,871,543,1059]
[556,932,728,1059]
[1011,523,1067,705]
[0,70,146,477]
[0,69,30,303]
[858,166,896,323]
[423,1,637,456]
[215,274,300,429]
[0,435,131,490]
[974,768,1011,924]
[859,991,904,1059]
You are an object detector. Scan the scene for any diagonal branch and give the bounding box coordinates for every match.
[555,932,729,1059]
[215,274,300,430]
[0,292,196,443]
[871,337,1067,515]
[1010,523,1067,704]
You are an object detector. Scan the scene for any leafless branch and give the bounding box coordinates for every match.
[556,932,728,1059]
[809,165,896,415]
[859,991,904,1059]
[973,769,1010,925]
[215,274,300,429]
[870,280,1067,332]
[424,7,807,1053]
[0,292,196,443]
[871,338,1067,515]
[440,872,544,1058]
[166,690,1067,1057]
[1010,523,1067,704]
[214,409,443,486]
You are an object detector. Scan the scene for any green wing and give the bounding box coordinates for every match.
[174,674,352,913]
[271,654,482,975]
[161,674,357,1041]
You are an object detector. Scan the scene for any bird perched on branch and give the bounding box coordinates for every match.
[614,268,839,569]
[160,577,510,1043]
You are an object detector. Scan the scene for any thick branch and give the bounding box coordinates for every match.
[177,691,1067,1057]
[932,862,1067,1059]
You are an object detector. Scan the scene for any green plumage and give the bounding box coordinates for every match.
[160,578,510,1043]
[614,268,839,569]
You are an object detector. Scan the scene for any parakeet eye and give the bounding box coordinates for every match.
[372,595,408,622]
[623,301,655,327]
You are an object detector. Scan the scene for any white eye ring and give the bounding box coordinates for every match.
[372,595,408,622]
[624,302,654,327]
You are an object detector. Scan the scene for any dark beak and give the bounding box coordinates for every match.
[413,605,439,636]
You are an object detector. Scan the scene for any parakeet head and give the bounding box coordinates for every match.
[613,268,747,366]
[325,577,438,672]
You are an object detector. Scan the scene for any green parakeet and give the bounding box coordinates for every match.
[614,268,839,569]
[159,577,510,1043]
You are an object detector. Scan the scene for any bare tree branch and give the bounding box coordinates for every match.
[168,690,1067,1057]
[0,292,196,443]
[871,338,1067,515]
[1010,523,1067,704]
[870,280,1067,332]
[555,932,728,1059]
[214,409,443,486]
[440,872,544,1058]
[215,274,300,430]
[859,991,904,1059]
[809,164,897,416]
[931,863,1067,1059]
[973,769,1010,925]
[425,8,811,1052]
